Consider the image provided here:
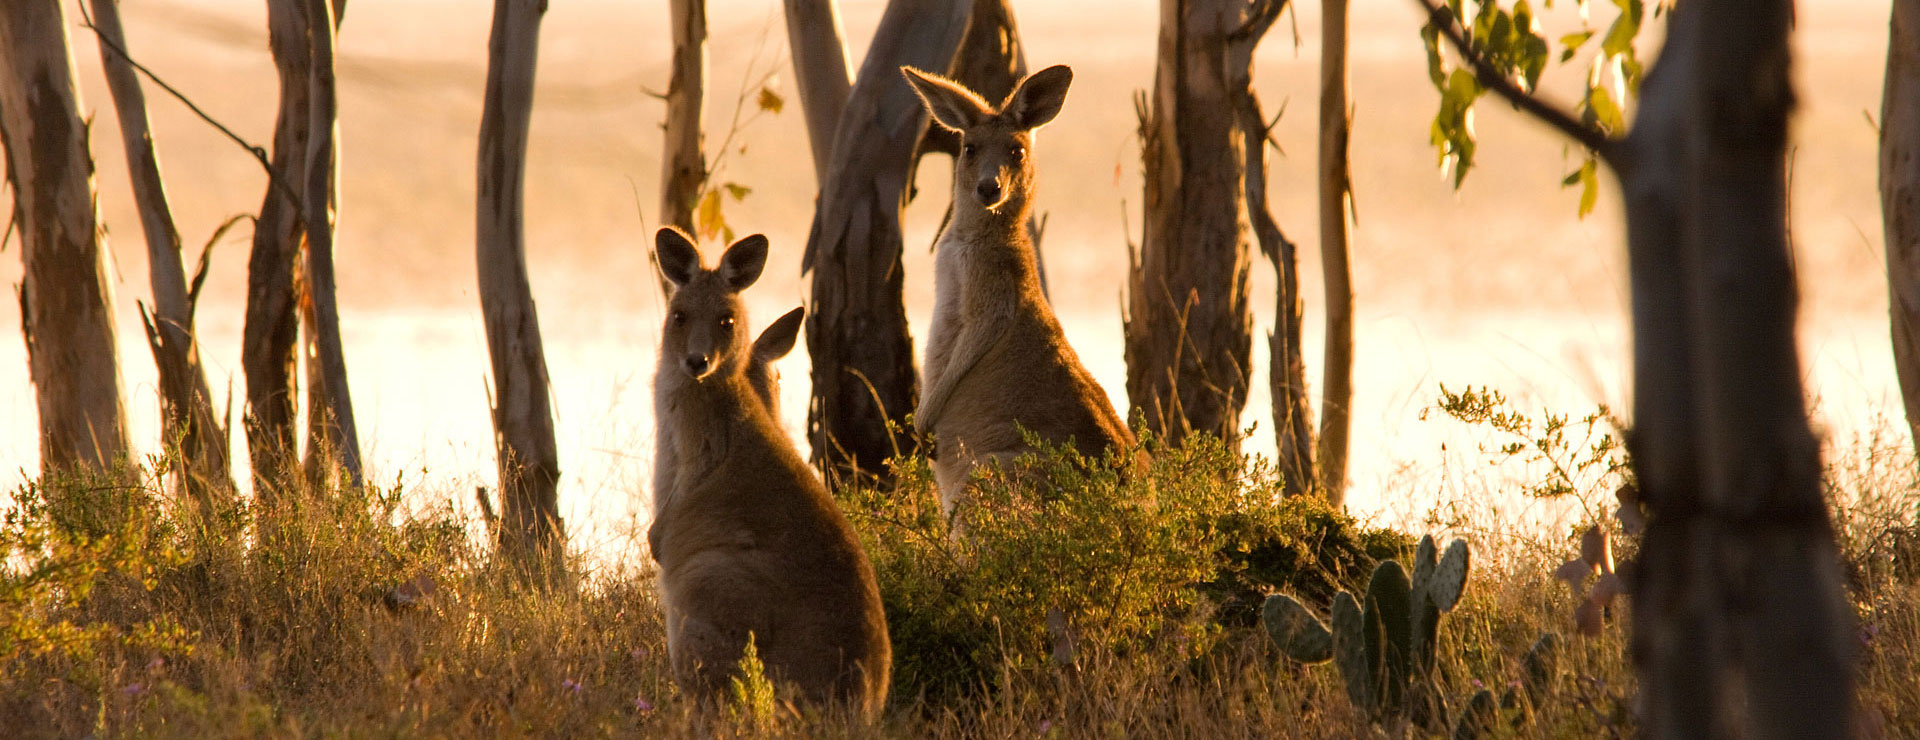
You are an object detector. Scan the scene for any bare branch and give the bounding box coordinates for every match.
[76,2,301,207]
[1414,0,1618,163]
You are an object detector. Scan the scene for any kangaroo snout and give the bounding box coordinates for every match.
[974,177,1003,207]
[682,353,711,377]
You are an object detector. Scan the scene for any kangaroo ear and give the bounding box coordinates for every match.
[752,306,805,362]
[901,66,991,133]
[719,234,769,291]
[655,226,701,287]
[1003,65,1073,131]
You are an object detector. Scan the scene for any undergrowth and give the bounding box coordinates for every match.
[0,406,1914,737]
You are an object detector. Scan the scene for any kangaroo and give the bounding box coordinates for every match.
[647,227,890,718]
[901,64,1136,516]
[650,304,804,538]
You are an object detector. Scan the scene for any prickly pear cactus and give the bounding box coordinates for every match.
[1362,560,1414,718]
[1261,594,1333,663]
[1451,688,1498,739]
[1260,535,1477,729]
[1429,538,1471,610]
[1330,591,1368,713]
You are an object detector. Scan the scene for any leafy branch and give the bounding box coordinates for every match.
[1415,0,1659,216]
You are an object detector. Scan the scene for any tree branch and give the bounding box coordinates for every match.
[75,2,301,207]
[1414,0,1618,163]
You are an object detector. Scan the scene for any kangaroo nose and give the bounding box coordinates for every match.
[974,179,1001,205]
[683,354,710,376]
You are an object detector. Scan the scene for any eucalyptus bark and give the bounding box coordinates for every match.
[782,0,852,184]
[1883,0,1920,460]
[1126,0,1254,446]
[660,0,706,239]
[88,0,233,502]
[300,0,362,486]
[1311,0,1352,505]
[1628,1,1852,734]
[244,0,313,497]
[0,0,131,474]
[1230,0,1310,496]
[802,0,971,480]
[478,0,566,581]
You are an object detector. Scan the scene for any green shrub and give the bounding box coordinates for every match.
[840,430,1405,704]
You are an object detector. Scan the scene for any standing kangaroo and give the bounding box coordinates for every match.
[901,64,1136,515]
[647,227,889,717]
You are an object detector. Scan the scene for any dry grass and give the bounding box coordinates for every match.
[0,430,1915,739]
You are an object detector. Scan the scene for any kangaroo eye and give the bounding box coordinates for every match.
[671,311,686,326]
[720,315,735,332]
[1009,144,1024,159]
[962,143,976,157]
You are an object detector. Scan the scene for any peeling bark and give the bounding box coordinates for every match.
[300,0,362,485]
[1125,0,1254,446]
[801,0,970,481]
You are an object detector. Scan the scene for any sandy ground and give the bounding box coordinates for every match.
[0,0,1899,560]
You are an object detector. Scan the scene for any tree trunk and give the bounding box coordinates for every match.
[1126,0,1254,446]
[88,0,234,504]
[801,0,970,481]
[244,0,313,499]
[478,0,566,582]
[782,0,852,185]
[1883,0,1920,461]
[300,0,362,486]
[1231,0,1311,496]
[0,0,131,474]
[1619,1,1854,735]
[660,0,706,239]
[1311,0,1352,505]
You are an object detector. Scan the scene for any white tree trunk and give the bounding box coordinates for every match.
[478,0,565,581]
[89,0,233,502]
[0,0,131,474]
[783,0,852,185]
[300,0,363,485]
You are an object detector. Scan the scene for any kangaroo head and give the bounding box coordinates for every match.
[656,226,768,382]
[902,64,1073,214]
[747,306,804,413]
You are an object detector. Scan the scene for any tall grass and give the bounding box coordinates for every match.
[1,412,1914,737]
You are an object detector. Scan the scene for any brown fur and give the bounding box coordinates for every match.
[647,227,889,718]
[902,65,1136,515]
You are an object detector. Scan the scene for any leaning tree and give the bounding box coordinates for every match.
[799,0,972,481]
[1883,0,1920,461]
[85,0,234,505]
[1421,0,1853,734]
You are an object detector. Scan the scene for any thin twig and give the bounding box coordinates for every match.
[1414,0,1617,162]
[76,3,302,207]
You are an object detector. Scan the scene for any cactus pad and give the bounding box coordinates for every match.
[1428,538,1471,611]
[1363,560,1414,717]
[1411,534,1438,589]
[1330,590,1370,713]
[1262,594,1334,663]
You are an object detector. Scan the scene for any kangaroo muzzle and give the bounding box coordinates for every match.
[682,353,712,378]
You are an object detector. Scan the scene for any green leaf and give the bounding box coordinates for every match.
[723,182,753,201]
[1559,30,1593,55]
[1422,24,1447,88]
[1586,83,1624,134]
[1577,157,1599,217]
[1600,8,1640,58]
[756,86,785,114]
